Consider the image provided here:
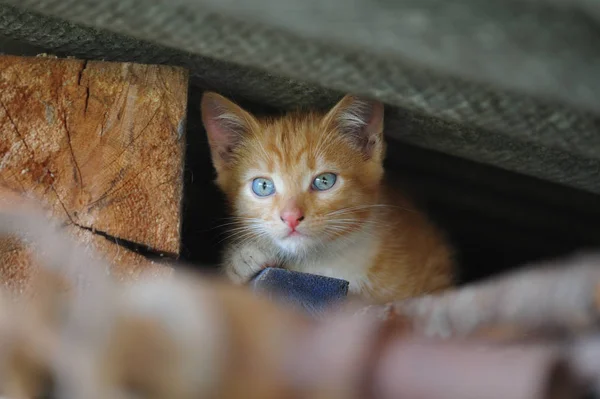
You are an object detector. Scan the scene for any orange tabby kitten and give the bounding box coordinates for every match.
[201,92,454,302]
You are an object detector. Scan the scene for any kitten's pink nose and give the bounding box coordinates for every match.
[280,208,304,230]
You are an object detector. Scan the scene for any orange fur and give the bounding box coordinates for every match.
[201,92,455,303]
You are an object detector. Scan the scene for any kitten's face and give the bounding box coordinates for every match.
[202,93,385,256]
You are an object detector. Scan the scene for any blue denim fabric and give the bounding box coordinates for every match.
[250,267,349,316]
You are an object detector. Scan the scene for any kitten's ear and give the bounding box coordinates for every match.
[324,95,384,158]
[201,92,258,172]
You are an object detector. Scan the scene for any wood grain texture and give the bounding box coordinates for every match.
[0,55,186,254]
[0,55,186,290]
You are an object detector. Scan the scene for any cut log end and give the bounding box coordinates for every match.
[0,55,187,287]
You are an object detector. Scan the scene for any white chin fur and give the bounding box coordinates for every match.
[275,234,313,254]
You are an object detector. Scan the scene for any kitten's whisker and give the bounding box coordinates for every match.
[223,231,261,246]
[323,226,352,236]
[326,217,378,225]
[219,216,263,221]
[211,221,248,230]
[327,219,365,224]
[325,204,414,217]
[326,204,384,213]
[220,226,262,243]
[211,217,265,231]
[329,219,392,229]
[218,233,248,245]
[226,224,262,231]
[237,229,271,249]
[221,226,261,238]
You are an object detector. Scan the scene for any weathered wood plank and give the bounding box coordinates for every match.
[0,186,173,295]
[0,55,186,289]
[0,55,186,254]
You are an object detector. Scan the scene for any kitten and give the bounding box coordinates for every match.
[201,92,454,302]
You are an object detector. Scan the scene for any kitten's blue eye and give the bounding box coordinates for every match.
[252,178,276,197]
[312,173,337,191]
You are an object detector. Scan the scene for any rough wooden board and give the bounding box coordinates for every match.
[0,55,187,255]
[0,172,173,296]
[0,237,32,294]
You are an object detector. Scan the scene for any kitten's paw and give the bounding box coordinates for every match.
[224,245,278,284]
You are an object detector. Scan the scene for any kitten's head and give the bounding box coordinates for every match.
[201,92,385,255]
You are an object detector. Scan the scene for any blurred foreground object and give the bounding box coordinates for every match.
[0,55,186,291]
[362,252,600,341]
[0,198,600,398]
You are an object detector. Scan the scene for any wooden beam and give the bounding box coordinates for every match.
[0,55,186,290]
